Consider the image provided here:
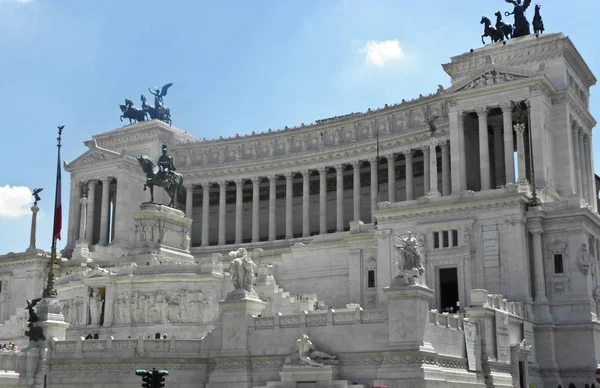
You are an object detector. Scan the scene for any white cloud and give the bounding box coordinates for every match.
[0,185,32,218]
[360,40,405,67]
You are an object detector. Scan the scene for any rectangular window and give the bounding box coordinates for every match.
[442,230,449,248]
[433,232,440,249]
[554,254,564,274]
[367,270,375,288]
[452,230,459,247]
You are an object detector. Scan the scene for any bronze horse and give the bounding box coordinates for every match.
[120,99,148,124]
[136,155,183,207]
[481,16,504,45]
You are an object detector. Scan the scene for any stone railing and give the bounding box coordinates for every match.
[428,311,465,330]
[0,350,26,374]
[469,289,525,318]
[253,308,386,329]
[53,336,202,354]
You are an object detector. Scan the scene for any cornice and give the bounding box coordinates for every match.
[374,192,527,224]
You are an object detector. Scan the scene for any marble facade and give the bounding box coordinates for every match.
[1,33,600,387]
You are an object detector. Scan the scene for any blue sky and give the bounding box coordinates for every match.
[0,0,599,254]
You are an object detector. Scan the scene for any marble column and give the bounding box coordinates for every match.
[235,179,243,244]
[449,109,466,193]
[428,140,440,197]
[252,177,260,243]
[185,184,194,220]
[423,146,431,196]
[66,181,80,251]
[99,177,111,246]
[369,158,378,215]
[579,130,589,204]
[27,205,40,251]
[477,107,491,191]
[201,182,210,247]
[268,175,277,241]
[352,161,361,222]
[387,155,396,203]
[587,135,597,212]
[441,141,450,196]
[530,229,548,302]
[302,170,310,237]
[185,184,194,237]
[110,193,116,243]
[319,167,327,235]
[584,135,595,209]
[285,172,293,239]
[501,103,515,184]
[404,150,414,201]
[493,123,505,187]
[86,180,97,246]
[336,165,344,232]
[572,124,583,196]
[459,112,467,191]
[78,197,88,242]
[218,180,226,245]
[515,124,528,185]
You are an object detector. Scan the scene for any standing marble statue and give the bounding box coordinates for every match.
[89,289,104,326]
[394,231,425,285]
[229,248,257,293]
[295,334,338,367]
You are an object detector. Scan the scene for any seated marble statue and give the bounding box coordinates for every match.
[296,334,338,367]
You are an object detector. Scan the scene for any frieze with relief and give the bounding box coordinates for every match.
[454,70,529,92]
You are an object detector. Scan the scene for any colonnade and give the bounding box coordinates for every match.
[68,178,117,249]
[185,141,451,247]
[572,121,597,210]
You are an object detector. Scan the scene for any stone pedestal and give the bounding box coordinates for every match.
[383,282,434,351]
[34,297,70,341]
[207,291,266,388]
[128,203,193,264]
[253,365,366,388]
[70,241,91,265]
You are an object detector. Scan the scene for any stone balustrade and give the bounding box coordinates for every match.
[0,350,26,375]
[469,289,524,318]
[253,308,386,329]
[53,336,202,354]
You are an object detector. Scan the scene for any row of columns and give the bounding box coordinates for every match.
[185,142,451,246]
[572,122,597,210]
[453,104,517,193]
[72,178,116,247]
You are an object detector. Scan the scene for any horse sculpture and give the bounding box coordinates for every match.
[481,17,504,45]
[494,11,513,40]
[533,3,544,35]
[136,155,183,207]
[120,99,148,124]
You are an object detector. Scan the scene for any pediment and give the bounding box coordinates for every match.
[453,68,531,93]
[66,150,119,170]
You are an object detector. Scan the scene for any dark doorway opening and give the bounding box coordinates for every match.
[439,268,459,312]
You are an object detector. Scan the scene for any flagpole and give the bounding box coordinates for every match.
[42,125,63,298]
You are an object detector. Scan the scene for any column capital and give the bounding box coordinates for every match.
[440,140,450,150]
[317,166,328,174]
[251,176,261,184]
[351,160,361,169]
[421,145,430,153]
[583,135,591,145]
[528,228,543,235]
[284,171,293,179]
[100,176,113,184]
[87,179,98,188]
[476,106,489,117]
[217,179,227,187]
[499,102,513,113]
[79,197,89,205]
[200,181,211,189]
[233,178,244,186]
[184,183,195,190]
[385,153,396,160]
[267,174,278,181]
[402,149,414,159]
[333,164,344,171]
[571,119,580,132]
[367,157,378,165]
[514,123,526,134]
[300,169,310,177]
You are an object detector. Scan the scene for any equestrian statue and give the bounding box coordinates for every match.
[481,16,504,45]
[137,144,183,208]
[533,3,544,35]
